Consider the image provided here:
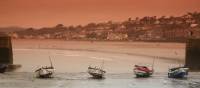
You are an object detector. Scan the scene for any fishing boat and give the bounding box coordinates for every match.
[0,64,8,73]
[133,65,153,78]
[88,60,106,79]
[134,58,155,78]
[168,67,189,78]
[35,57,55,78]
[0,64,21,73]
[88,66,106,79]
[167,51,189,78]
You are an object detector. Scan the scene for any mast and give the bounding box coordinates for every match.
[152,56,157,70]
[49,56,53,68]
[101,59,105,69]
[174,51,181,67]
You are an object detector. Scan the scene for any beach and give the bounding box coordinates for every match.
[12,39,185,73]
[0,39,199,88]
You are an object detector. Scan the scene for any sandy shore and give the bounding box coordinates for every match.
[12,39,186,61]
[10,39,186,73]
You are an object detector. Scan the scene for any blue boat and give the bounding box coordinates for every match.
[168,67,189,78]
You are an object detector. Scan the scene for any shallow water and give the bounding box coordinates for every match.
[0,72,200,88]
[4,48,198,88]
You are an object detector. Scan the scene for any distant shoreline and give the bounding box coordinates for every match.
[12,38,186,44]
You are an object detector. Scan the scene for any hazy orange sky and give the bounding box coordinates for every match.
[0,0,200,28]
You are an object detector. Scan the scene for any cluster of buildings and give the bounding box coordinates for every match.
[9,12,200,42]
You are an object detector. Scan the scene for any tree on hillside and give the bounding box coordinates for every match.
[187,12,200,24]
[86,32,97,39]
[55,24,64,28]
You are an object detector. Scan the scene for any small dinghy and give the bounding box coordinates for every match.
[134,58,155,78]
[88,66,106,79]
[0,64,8,73]
[168,67,189,78]
[88,60,106,79]
[35,57,55,78]
[35,66,54,78]
[133,65,153,78]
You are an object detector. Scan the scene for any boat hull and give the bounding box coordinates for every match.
[135,72,152,78]
[89,73,104,79]
[168,72,187,78]
[37,73,53,78]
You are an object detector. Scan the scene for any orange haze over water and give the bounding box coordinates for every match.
[0,0,200,28]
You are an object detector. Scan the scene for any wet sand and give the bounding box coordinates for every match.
[12,39,185,60]
[12,39,185,73]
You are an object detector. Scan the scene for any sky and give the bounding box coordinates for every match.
[0,0,200,28]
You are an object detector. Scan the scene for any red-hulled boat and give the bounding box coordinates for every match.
[133,65,153,77]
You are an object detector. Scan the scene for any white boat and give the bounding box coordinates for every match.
[88,66,106,78]
[35,57,55,78]
[88,60,106,79]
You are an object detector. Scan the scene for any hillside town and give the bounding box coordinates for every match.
[8,12,200,42]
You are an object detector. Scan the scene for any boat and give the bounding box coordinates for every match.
[87,66,106,79]
[133,65,153,78]
[88,60,106,79]
[134,57,155,78]
[0,64,8,73]
[35,57,55,78]
[168,67,189,78]
[168,51,189,78]
[0,64,22,73]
